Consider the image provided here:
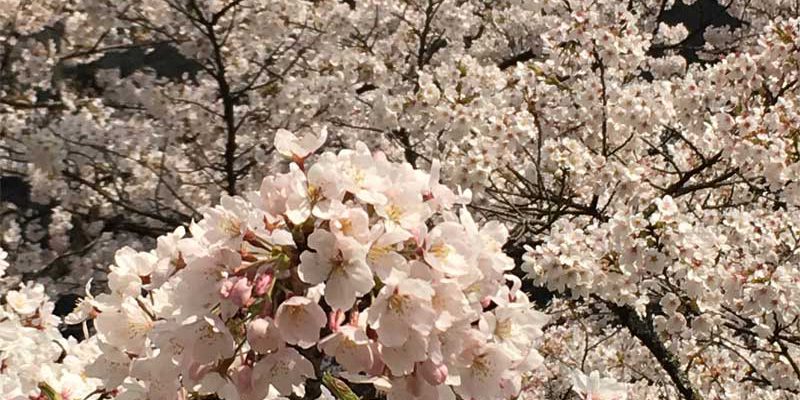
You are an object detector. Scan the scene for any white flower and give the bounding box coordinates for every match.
[94,297,155,354]
[316,201,371,243]
[318,324,374,372]
[85,342,131,388]
[460,209,515,278]
[380,330,429,376]
[178,315,236,365]
[430,280,474,332]
[366,224,412,280]
[5,282,46,315]
[298,230,374,310]
[571,370,628,400]
[253,347,315,397]
[285,163,315,225]
[659,292,681,315]
[128,351,182,399]
[169,249,241,316]
[307,142,388,205]
[194,195,253,248]
[652,195,679,222]
[375,189,431,232]
[65,279,97,325]
[113,246,158,279]
[455,344,512,400]
[423,222,475,277]
[105,247,157,298]
[151,226,187,286]
[247,317,283,354]
[368,278,436,347]
[32,139,542,400]
[478,303,547,361]
[388,373,454,400]
[274,126,327,160]
[274,295,327,348]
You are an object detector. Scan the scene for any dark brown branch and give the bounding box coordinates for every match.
[498,49,536,70]
[664,151,723,196]
[187,0,240,195]
[607,302,704,400]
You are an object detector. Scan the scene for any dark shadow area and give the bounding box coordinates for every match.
[649,0,744,64]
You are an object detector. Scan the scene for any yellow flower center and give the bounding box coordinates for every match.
[368,245,391,262]
[339,218,354,235]
[388,293,410,314]
[494,318,513,339]
[342,336,359,349]
[430,243,451,260]
[270,360,290,377]
[330,257,347,276]
[307,184,320,201]
[472,353,492,378]
[220,217,241,237]
[127,319,154,339]
[385,204,403,223]
[289,305,306,317]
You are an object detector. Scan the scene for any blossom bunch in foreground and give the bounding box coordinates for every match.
[67,133,548,400]
[0,276,103,399]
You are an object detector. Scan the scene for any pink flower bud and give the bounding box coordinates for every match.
[349,309,360,325]
[219,279,234,298]
[367,343,385,375]
[481,296,492,308]
[253,271,274,296]
[328,309,345,332]
[420,360,448,386]
[221,277,253,307]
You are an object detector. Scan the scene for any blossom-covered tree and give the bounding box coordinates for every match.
[3,0,800,399]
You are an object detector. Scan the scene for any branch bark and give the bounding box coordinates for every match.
[498,49,535,70]
[607,302,704,400]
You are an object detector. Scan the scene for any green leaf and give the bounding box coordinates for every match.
[322,372,361,400]
[38,382,62,400]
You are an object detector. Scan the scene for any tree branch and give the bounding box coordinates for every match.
[607,302,704,400]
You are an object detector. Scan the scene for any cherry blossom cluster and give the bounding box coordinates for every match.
[4,0,800,399]
[62,132,548,400]
[0,261,104,399]
[517,16,800,400]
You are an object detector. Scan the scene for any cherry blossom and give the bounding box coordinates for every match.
[571,370,628,400]
[3,1,800,399]
[44,139,545,400]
